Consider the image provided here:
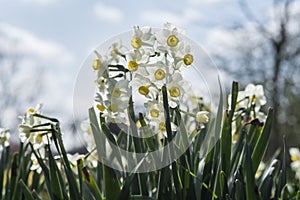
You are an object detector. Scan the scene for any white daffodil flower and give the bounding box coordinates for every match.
[155,23,185,54]
[173,42,194,70]
[289,148,300,181]
[108,38,128,64]
[131,25,155,49]
[196,111,209,124]
[126,49,151,75]
[0,128,10,151]
[166,73,190,108]
[244,84,267,111]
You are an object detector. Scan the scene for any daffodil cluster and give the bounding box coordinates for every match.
[92,23,209,138]
[228,84,267,141]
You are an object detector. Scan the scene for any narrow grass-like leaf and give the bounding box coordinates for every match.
[82,167,103,200]
[244,140,257,200]
[275,137,287,199]
[47,145,64,200]
[260,175,273,200]
[252,108,273,172]
[103,165,121,199]
[30,144,52,199]
[19,179,34,200]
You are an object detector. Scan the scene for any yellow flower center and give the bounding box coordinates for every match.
[169,86,181,97]
[183,54,193,65]
[131,37,142,49]
[150,109,160,118]
[36,133,43,144]
[252,95,257,103]
[96,104,105,112]
[159,122,166,131]
[128,61,139,71]
[136,120,142,128]
[109,104,119,112]
[92,59,101,70]
[291,155,299,162]
[111,48,118,56]
[138,85,150,96]
[111,88,121,98]
[27,108,35,113]
[167,35,179,47]
[3,135,8,142]
[154,69,166,80]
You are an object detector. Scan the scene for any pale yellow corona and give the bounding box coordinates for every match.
[111,88,121,98]
[96,104,105,112]
[252,95,257,103]
[131,37,142,49]
[183,54,193,65]
[154,69,166,80]
[27,108,35,113]
[92,59,101,70]
[109,104,119,112]
[169,86,181,97]
[159,122,166,132]
[128,61,139,71]
[150,109,160,118]
[36,133,43,144]
[138,85,150,96]
[111,48,118,56]
[167,35,179,47]
[291,155,299,162]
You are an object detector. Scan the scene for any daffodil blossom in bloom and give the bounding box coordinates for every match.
[196,111,209,124]
[18,104,43,144]
[131,25,155,49]
[18,104,53,149]
[155,23,185,54]
[173,42,194,70]
[166,73,190,108]
[244,84,266,111]
[126,49,151,75]
[0,128,10,151]
[289,148,300,181]
[108,39,128,64]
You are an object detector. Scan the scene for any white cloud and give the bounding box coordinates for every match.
[0,22,73,65]
[93,2,123,23]
[0,22,75,129]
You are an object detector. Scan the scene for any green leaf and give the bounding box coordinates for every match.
[82,167,103,200]
[19,180,34,200]
[103,165,121,200]
[221,81,238,174]
[244,140,257,200]
[220,170,229,197]
[275,137,287,199]
[260,175,273,200]
[252,108,273,172]
[47,145,64,200]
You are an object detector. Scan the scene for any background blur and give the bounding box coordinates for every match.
[0,0,299,154]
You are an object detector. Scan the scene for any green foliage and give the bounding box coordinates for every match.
[0,81,299,199]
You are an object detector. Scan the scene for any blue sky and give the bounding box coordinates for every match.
[0,0,278,144]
